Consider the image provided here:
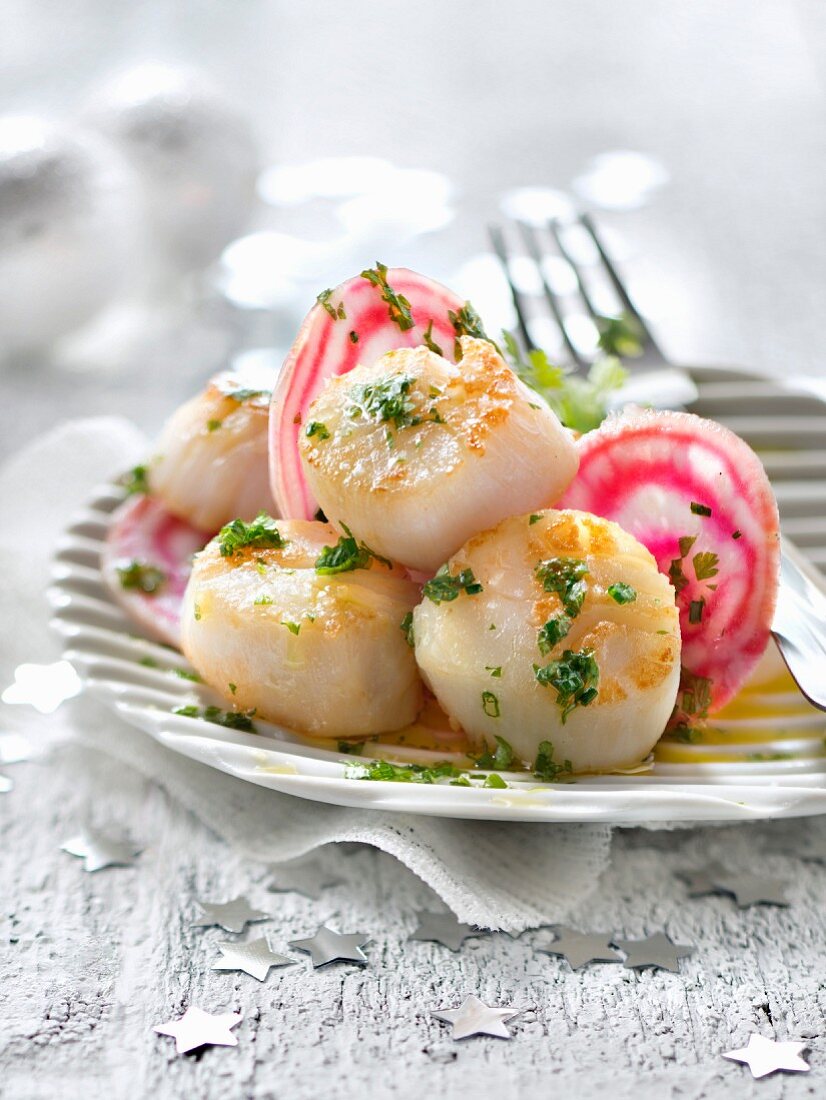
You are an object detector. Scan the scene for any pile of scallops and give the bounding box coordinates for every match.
[105,266,780,776]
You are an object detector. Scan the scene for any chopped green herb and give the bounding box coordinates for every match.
[692,551,719,581]
[529,513,542,525]
[122,464,150,496]
[306,421,330,441]
[349,373,419,430]
[732,530,742,540]
[347,759,465,784]
[139,656,159,668]
[173,704,256,732]
[483,773,508,789]
[225,386,270,403]
[690,502,712,517]
[688,599,705,624]
[535,557,589,617]
[537,614,572,654]
[595,311,645,358]
[533,740,574,781]
[481,691,501,718]
[677,668,713,718]
[422,564,483,604]
[447,302,496,359]
[317,288,346,320]
[473,734,514,770]
[349,330,359,344]
[337,740,365,756]
[400,611,415,647]
[485,666,502,678]
[534,648,600,723]
[193,604,202,621]
[282,620,301,635]
[173,668,202,682]
[206,418,222,432]
[668,722,701,743]
[422,319,443,356]
[607,581,637,605]
[315,523,390,575]
[254,594,273,606]
[217,513,285,557]
[117,560,166,595]
[360,262,415,331]
[678,534,697,557]
[489,623,497,631]
[228,682,237,694]
[668,557,689,594]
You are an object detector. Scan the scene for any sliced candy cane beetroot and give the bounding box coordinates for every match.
[558,408,780,713]
[270,266,469,519]
[102,494,210,648]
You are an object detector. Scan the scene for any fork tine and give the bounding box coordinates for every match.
[488,224,536,351]
[578,212,656,343]
[516,221,586,367]
[548,218,601,322]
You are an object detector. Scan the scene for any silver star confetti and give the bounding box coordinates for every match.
[267,858,343,899]
[722,1034,809,1078]
[712,872,789,908]
[211,937,294,981]
[192,896,269,934]
[408,910,480,952]
[676,861,729,897]
[154,1006,242,1055]
[61,828,139,872]
[613,932,694,973]
[2,660,82,713]
[289,925,370,967]
[432,995,520,1040]
[535,926,622,970]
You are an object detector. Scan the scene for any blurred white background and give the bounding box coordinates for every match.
[2,0,825,456]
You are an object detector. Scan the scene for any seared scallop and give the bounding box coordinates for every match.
[150,371,276,531]
[181,516,423,737]
[298,337,578,573]
[412,509,681,773]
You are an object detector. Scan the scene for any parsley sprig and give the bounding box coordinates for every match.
[315,524,391,575]
[533,740,574,781]
[117,560,166,595]
[535,557,589,617]
[349,373,419,429]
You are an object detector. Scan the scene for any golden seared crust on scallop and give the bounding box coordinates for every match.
[412,508,681,773]
[181,518,423,737]
[149,371,275,532]
[299,337,579,572]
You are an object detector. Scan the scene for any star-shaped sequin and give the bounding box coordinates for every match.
[676,861,729,897]
[61,828,139,872]
[211,937,294,981]
[2,660,82,714]
[722,1034,809,1078]
[191,896,269,934]
[408,911,480,952]
[712,872,789,908]
[535,926,622,970]
[267,858,343,899]
[613,932,694,973]
[154,1006,242,1054]
[432,995,520,1040]
[289,925,370,967]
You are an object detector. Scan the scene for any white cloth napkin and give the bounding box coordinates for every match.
[0,418,612,933]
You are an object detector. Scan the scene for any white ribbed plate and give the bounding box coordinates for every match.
[49,370,826,824]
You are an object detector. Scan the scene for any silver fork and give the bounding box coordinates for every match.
[490,213,826,710]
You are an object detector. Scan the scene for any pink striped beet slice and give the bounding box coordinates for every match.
[102,494,210,648]
[559,408,780,713]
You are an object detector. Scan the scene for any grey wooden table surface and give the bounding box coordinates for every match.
[3,1,826,1097]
